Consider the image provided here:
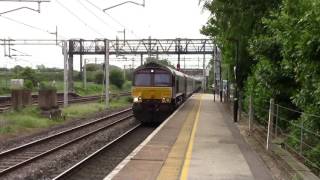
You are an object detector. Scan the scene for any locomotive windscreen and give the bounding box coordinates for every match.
[135,73,151,86]
[134,68,171,87]
[154,74,170,86]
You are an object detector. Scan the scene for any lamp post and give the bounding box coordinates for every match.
[234,40,240,122]
[228,38,239,123]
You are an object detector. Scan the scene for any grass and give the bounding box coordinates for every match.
[62,97,131,118]
[46,81,132,96]
[62,102,106,119]
[0,107,61,134]
[0,96,132,136]
[0,78,132,96]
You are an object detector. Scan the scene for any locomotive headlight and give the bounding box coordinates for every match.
[162,97,171,103]
[133,96,142,103]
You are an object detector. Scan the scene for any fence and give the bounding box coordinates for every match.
[0,78,9,88]
[238,95,320,176]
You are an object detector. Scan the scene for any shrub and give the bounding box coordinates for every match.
[24,80,34,90]
[20,67,38,87]
[110,69,124,89]
[94,71,104,84]
[39,82,57,91]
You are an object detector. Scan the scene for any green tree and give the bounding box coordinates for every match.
[201,0,281,88]
[145,57,176,69]
[94,71,104,84]
[201,0,320,172]
[86,63,101,71]
[20,67,38,87]
[110,69,124,89]
[13,65,24,77]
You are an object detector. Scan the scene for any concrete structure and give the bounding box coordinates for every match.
[105,94,272,180]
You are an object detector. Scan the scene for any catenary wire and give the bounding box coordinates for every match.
[84,0,140,38]
[55,0,105,38]
[0,14,65,38]
[78,0,117,33]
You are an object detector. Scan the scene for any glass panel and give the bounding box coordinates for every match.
[135,73,151,86]
[154,74,171,86]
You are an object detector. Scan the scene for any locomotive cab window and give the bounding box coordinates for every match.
[154,73,171,86]
[135,73,151,86]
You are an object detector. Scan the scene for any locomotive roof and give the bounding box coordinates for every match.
[135,62,198,80]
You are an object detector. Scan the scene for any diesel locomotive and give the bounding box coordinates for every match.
[132,62,201,123]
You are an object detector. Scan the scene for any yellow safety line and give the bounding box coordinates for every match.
[156,94,201,180]
[180,94,203,180]
[156,96,198,180]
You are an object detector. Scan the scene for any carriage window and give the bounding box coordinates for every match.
[154,74,171,86]
[135,74,151,86]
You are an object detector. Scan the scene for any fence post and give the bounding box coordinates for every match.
[238,92,242,122]
[266,98,275,150]
[300,120,304,155]
[275,104,279,138]
[249,95,253,134]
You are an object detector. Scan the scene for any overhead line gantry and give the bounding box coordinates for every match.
[0,38,221,106]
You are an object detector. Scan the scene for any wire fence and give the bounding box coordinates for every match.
[0,78,10,89]
[238,96,320,176]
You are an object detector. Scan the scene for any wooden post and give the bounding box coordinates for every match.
[266,98,275,150]
[249,95,253,134]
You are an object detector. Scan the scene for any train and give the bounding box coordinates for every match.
[131,62,202,123]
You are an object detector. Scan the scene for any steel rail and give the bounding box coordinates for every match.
[0,108,132,158]
[0,113,134,176]
[53,124,140,180]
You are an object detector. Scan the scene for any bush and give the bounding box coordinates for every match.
[94,71,104,84]
[20,67,38,87]
[122,81,132,91]
[39,82,57,91]
[24,80,34,90]
[110,69,124,89]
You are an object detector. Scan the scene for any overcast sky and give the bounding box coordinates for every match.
[0,0,210,69]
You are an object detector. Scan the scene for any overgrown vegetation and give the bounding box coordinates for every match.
[0,97,132,136]
[0,64,132,96]
[0,107,61,135]
[202,0,320,173]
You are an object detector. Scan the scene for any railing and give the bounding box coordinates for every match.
[238,96,320,177]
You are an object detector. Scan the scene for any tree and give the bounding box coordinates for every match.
[110,69,124,89]
[36,64,46,71]
[20,67,38,87]
[201,0,281,88]
[86,63,100,71]
[13,65,24,77]
[94,71,104,84]
[202,0,320,171]
[145,57,176,69]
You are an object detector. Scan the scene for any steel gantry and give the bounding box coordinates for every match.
[68,38,215,55]
[0,38,219,105]
[67,38,217,93]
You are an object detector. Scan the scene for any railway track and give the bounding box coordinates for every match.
[0,92,130,113]
[0,108,134,178]
[53,124,141,180]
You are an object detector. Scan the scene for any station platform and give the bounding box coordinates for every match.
[105,94,273,180]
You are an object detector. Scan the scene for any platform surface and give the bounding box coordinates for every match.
[106,94,272,180]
